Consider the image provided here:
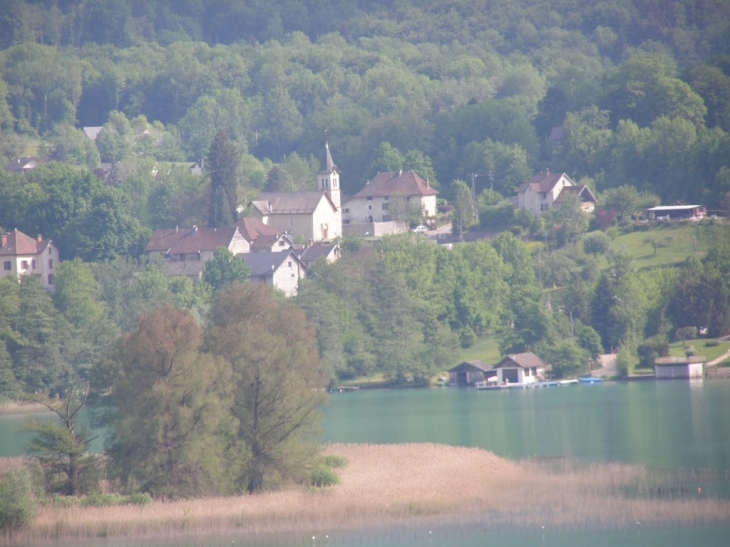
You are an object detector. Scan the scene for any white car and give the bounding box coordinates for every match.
[412,225,428,233]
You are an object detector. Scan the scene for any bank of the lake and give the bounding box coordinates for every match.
[4,443,730,546]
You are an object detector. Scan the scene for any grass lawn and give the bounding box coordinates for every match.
[667,338,730,362]
[456,335,501,366]
[596,222,713,271]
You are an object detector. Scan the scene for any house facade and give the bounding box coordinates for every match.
[240,250,307,297]
[516,170,595,216]
[237,217,294,252]
[146,226,248,280]
[0,229,58,289]
[492,352,547,384]
[342,170,438,235]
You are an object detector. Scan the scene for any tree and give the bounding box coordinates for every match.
[0,467,35,532]
[203,247,250,292]
[264,164,295,192]
[590,273,617,352]
[545,339,588,379]
[22,382,99,496]
[104,305,230,497]
[51,258,102,330]
[451,179,476,240]
[644,235,673,256]
[583,231,610,259]
[369,141,404,176]
[207,130,239,228]
[203,283,327,493]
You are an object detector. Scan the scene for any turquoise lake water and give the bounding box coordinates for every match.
[2,379,729,546]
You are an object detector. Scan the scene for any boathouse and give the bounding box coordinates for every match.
[654,355,705,379]
[492,352,547,385]
[448,361,496,386]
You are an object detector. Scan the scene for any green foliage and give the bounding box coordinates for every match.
[582,232,610,259]
[309,465,339,487]
[202,247,251,292]
[544,339,588,379]
[637,335,670,368]
[615,345,638,377]
[0,467,35,531]
[207,130,239,228]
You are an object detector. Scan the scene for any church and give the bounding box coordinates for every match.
[251,143,342,242]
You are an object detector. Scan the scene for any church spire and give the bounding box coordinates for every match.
[320,141,337,174]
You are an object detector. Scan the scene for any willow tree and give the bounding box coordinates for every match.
[204,283,327,494]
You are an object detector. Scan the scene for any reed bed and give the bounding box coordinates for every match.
[0,401,47,415]
[4,443,730,545]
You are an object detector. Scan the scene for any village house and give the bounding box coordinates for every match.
[295,242,341,269]
[237,217,294,252]
[146,226,248,279]
[3,156,42,173]
[239,250,307,297]
[342,170,438,236]
[251,143,342,242]
[516,170,596,217]
[492,352,547,384]
[448,360,497,386]
[0,229,59,289]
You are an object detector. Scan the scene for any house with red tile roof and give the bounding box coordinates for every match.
[0,229,59,289]
[516,169,596,216]
[236,217,294,252]
[342,170,438,235]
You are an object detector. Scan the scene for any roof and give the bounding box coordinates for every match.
[554,185,597,203]
[299,243,338,262]
[250,234,291,251]
[516,170,574,194]
[448,360,493,373]
[239,251,303,276]
[83,127,103,140]
[253,191,337,215]
[548,126,563,141]
[146,227,240,254]
[236,217,281,242]
[163,260,205,278]
[654,355,706,365]
[3,156,40,172]
[646,205,704,211]
[318,142,340,174]
[352,171,438,199]
[0,229,51,255]
[494,352,547,369]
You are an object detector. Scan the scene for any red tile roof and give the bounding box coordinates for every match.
[146,227,239,254]
[352,171,438,198]
[0,229,50,255]
[236,217,280,242]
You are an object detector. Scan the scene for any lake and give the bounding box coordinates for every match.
[2,379,730,546]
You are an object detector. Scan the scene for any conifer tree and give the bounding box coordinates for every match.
[590,273,616,352]
[207,130,239,227]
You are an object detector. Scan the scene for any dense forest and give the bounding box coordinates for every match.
[1,0,730,506]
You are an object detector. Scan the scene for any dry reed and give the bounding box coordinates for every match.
[0,401,47,416]
[3,443,729,545]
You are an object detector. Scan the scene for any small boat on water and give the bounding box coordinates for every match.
[578,377,604,384]
[558,379,579,386]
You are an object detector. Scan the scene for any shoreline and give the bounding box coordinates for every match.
[3,443,730,546]
[0,401,49,416]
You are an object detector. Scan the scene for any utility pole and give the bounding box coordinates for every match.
[469,173,477,201]
[489,170,494,191]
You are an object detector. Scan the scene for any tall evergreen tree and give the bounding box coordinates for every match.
[590,273,616,352]
[207,130,239,228]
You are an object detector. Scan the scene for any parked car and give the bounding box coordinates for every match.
[412,225,428,233]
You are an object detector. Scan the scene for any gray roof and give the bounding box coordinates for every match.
[239,251,303,276]
[646,205,704,211]
[494,352,547,369]
[299,243,338,263]
[253,191,336,215]
[318,142,339,174]
[448,360,493,373]
[83,127,103,140]
[163,261,205,278]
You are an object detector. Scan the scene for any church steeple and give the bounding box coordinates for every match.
[318,141,340,210]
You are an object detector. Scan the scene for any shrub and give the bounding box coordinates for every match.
[323,455,348,469]
[309,465,340,487]
[705,340,719,347]
[637,336,669,368]
[0,468,35,531]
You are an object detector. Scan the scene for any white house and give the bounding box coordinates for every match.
[342,170,438,236]
[237,217,294,252]
[516,170,595,216]
[492,352,547,384]
[251,143,342,242]
[240,250,307,297]
[0,229,59,289]
[654,356,705,379]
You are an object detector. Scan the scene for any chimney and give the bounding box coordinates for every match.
[426,178,429,188]
[1,234,7,247]
[37,234,42,242]
[546,168,550,176]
